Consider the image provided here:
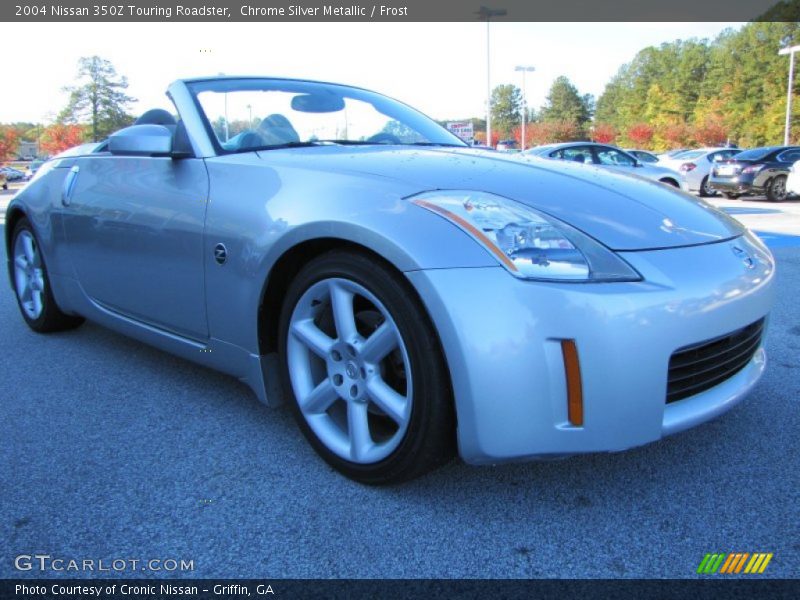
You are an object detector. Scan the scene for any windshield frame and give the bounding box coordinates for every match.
[186,77,467,155]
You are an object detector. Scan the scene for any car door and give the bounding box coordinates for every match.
[61,153,210,341]
[592,145,638,172]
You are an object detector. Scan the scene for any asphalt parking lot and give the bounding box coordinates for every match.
[0,185,798,579]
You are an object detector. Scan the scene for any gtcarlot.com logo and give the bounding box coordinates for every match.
[697,552,773,574]
[14,554,195,573]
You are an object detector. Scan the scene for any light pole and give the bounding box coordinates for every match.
[476,6,507,148]
[779,44,800,145]
[514,65,534,150]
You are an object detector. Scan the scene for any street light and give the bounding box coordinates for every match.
[514,65,535,150]
[779,44,800,146]
[476,5,507,148]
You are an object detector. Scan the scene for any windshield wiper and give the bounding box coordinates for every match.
[255,141,325,151]
[404,142,465,147]
[314,140,384,145]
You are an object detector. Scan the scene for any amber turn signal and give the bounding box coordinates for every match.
[561,340,584,426]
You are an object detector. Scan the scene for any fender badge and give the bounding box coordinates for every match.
[214,243,228,265]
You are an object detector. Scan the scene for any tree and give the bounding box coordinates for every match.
[692,118,728,146]
[525,120,581,145]
[627,123,654,148]
[0,126,20,162]
[40,124,87,155]
[58,56,136,142]
[490,84,523,138]
[594,18,800,147]
[540,76,593,129]
[662,123,692,149]
[592,123,617,144]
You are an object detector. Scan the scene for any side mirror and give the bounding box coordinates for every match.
[109,124,172,157]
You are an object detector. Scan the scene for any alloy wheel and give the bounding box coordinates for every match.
[13,230,46,320]
[286,277,413,464]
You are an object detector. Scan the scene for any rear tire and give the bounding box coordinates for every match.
[699,176,716,197]
[278,250,455,484]
[723,192,741,200]
[10,217,84,333]
[766,175,787,202]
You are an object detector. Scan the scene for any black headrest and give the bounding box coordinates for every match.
[135,109,177,127]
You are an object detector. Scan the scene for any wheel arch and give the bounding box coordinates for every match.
[257,237,444,360]
[659,177,680,188]
[4,206,29,285]
[4,205,27,256]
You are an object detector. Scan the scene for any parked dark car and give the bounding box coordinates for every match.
[708,145,800,201]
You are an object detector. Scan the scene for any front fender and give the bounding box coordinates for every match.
[202,155,496,353]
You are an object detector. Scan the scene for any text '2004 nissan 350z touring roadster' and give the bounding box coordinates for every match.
[6,77,775,483]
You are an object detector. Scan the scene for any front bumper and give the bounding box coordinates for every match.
[406,233,775,464]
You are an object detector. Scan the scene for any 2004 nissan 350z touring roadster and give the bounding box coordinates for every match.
[6,77,775,483]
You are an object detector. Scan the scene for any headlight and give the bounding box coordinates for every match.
[409,190,641,282]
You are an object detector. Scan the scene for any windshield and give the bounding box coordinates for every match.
[188,78,465,153]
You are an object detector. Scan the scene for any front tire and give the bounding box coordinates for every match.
[278,250,455,484]
[766,175,787,202]
[11,217,84,333]
[723,192,741,200]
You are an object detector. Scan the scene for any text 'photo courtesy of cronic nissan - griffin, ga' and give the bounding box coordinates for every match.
[5,76,775,484]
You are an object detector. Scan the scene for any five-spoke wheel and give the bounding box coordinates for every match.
[10,217,84,332]
[14,229,46,320]
[278,251,454,483]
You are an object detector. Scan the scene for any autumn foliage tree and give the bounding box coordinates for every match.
[40,124,86,155]
[626,123,654,147]
[662,122,691,149]
[0,126,20,162]
[692,117,729,146]
[592,123,617,144]
[473,130,500,147]
[525,120,581,145]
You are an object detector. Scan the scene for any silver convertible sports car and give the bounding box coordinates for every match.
[6,77,775,483]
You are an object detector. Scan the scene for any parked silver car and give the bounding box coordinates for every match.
[659,147,742,196]
[6,77,775,483]
[524,142,686,190]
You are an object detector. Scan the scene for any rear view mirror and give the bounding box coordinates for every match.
[291,93,345,113]
[109,124,172,156]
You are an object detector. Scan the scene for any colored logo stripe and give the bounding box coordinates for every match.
[698,553,772,574]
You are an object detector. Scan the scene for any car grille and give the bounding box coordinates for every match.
[666,319,765,403]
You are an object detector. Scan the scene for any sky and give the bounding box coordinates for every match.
[0,21,745,124]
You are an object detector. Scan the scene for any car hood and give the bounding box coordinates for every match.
[256,146,743,251]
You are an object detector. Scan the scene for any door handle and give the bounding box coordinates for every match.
[62,166,80,206]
